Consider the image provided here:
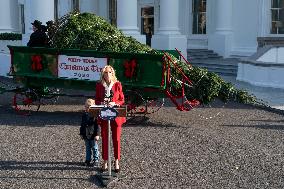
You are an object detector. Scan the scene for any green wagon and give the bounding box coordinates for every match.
[3,46,198,115]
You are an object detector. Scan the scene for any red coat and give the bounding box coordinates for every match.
[95,81,126,127]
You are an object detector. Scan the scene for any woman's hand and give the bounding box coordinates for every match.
[109,102,116,106]
[104,98,110,102]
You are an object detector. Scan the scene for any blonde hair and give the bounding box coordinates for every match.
[100,65,118,85]
[85,98,95,108]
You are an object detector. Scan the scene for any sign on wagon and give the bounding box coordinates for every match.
[58,55,107,80]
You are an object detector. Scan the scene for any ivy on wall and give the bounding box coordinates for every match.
[0,33,22,40]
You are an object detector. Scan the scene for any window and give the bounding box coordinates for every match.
[192,0,206,34]
[271,0,284,34]
[20,4,25,34]
[54,0,59,21]
[72,0,80,12]
[141,7,154,35]
[109,0,117,26]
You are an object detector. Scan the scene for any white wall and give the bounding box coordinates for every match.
[237,63,284,89]
[0,40,21,52]
[237,47,284,89]
[0,53,11,77]
[0,40,21,77]
[10,0,20,33]
[0,0,19,33]
[231,0,258,56]
[257,47,284,63]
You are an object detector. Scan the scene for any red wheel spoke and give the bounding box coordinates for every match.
[12,90,41,115]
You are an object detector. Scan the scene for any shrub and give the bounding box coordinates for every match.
[0,33,22,40]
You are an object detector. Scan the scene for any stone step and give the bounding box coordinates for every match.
[188,53,220,56]
[188,55,223,60]
[190,59,239,67]
[187,49,223,60]
[187,50,216,55]
[190,65,237,76]
[187,49,214,53]
[186,49,240,76]
[190,61,237,70]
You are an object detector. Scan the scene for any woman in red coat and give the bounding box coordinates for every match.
[95,65,126,172]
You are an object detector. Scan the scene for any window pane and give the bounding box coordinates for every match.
[271,0,284,34]
[282,0,284,7]
[54,0,58,20]
[272,0,280,8]
[192,0,206,34]
[109,0,117,26]
[141,7,154,16]
[271,9,279,21]
[280,9,284,22]
[20,4,25,34]
[201,0,206,12]
[272,0,284,8]
[278,25,284,33]
[72,0,80,12]
[271,22,277,33]
[141,7,154,35]
[192,0,199,12]
[278,9,284,33]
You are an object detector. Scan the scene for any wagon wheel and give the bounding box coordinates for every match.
[183,80,200,110]
[40,87,60,105]
[145,98,165,114]
[125,90,147,117]
[13,89,41,115]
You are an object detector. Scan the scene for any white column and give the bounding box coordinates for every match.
[257,0,270,37]
[22,0,55,45]
[152,0,187,57]
[157,0,180,35]
[117,0,145,43]
[0,0,18,33]
[208,0,233,57]
[215,0,233,33]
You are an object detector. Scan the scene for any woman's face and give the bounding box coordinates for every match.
[32,25,37,31]
[103,67,113,83]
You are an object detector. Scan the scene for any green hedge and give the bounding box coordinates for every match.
[0,33,22,40]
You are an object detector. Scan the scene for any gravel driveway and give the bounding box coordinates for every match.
[1,77,284,189]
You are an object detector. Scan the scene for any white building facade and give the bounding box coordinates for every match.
[0,0,284,81]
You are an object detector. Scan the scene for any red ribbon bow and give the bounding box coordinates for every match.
[31,55,43,71]
[124,59,137,78]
